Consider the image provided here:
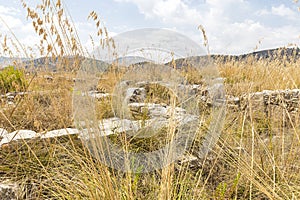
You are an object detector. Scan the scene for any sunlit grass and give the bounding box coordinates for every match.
[0,0,300,199]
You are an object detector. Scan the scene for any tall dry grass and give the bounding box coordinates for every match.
[0,1,300,199]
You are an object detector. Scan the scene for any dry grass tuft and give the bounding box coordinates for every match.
[0,1,300,199]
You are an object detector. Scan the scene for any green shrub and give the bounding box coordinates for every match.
[0,66,27,94]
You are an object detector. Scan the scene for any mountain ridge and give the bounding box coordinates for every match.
[1,47,299,71]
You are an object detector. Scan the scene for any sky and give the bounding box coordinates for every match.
[0,0,299,57]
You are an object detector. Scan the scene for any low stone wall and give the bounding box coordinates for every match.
[1,87,299,140]
[236,89,300,113]
[120,82,300,114]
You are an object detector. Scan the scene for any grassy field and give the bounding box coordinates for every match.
[1,1,300,199]
[1,54,300,200]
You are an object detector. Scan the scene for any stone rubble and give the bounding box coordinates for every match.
[0,181,18,200]
[78,102,198,140]
[1,85,299,199]
[125,87,146,103]
[0,92,29,105]
[239,89,300,112]
[0,128,83,147]
[0,103,198,148]
[1,84,299,148]
[87,90,110,100]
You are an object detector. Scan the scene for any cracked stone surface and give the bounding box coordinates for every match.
[0,130,37,147]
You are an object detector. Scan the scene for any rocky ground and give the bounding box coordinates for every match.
[1,80,300,198]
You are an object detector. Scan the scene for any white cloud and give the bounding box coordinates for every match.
[1,1,299,56]
[204,20,265,54]
[255,9,269,16]
[152,0,201,24]
[0,5,20,16]
[114,0,156,18]
[0,5,37,56]
[271,4,297,19]
[113,0,300,54]
[256,4,298,20]
[0,5,24,34]
[114,0,202,24]
[206,0,245,7]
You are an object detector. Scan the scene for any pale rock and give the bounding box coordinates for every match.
[0,128,8,137]
[43,75,54,81]
[99,117,140,134]
[207,83,226,102]
[0,181,18,200]
[125,88,146,103]
[178,154,198,163]
[128,102,198,123]
[119,80,131,87]
[40,128,79,139]
[128,103,168,117]
[0,130,38,146]
[88,90,110,99]
[79,118,140,139]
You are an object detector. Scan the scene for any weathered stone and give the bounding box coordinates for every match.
[1,87,299,148]
[237,89,300,113]
[72,77,86,83]
[88,90,110,100]
[40,128,79,139]
[0,130,38,147]
[79,102,199,140]
[128,103,168,118]
[79,118,140,139]
[0,128,82,148]
[0,128,8,137]
[43,75,54,81]
[125,88,146,103]
[0,181,18,200]
[99,118,139,134]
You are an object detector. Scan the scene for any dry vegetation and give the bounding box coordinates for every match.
[1,1,300,199]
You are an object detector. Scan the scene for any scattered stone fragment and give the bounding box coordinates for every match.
[99,117,140,134]
[72,77,86,83]
[79,102,199,139]
[0,181,18,200]
[0,128,8,137]
[40,128,79,139]
[125,88,146,103]
[0,130,38,146]
[128,103,168,118]
[43,75,54,81]
[88,90,110,100]
[78,118,140,139]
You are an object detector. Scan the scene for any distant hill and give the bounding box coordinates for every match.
[22,56,110,72]
[0,57,29,69]
[112,56,154,66]
[216,47,300,62]
[1,47,299,71]
[239,47,300,61]
[166,47,300,69]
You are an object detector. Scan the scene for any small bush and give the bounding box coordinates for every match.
[0,66,27,94]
